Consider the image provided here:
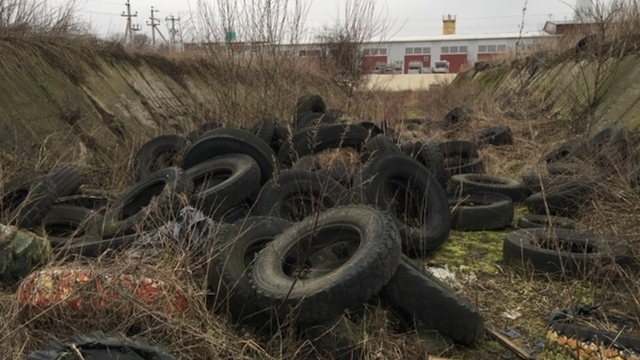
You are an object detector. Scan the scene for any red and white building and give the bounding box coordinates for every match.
[357,31,553,74]
[184,16,569,74]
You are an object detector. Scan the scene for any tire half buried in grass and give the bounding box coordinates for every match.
[133,135,188,182]
[503,228,632,276]
[248,205,401,324]
[354,152,451,256]
[40,205,103,248]
[47,163,84,198]
[525,181,593,218]
[1,173,57,229]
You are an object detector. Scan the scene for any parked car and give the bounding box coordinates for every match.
[408,61,423,74]
[432,60,450,73]
[373,63,402,74]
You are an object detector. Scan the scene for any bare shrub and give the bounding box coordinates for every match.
[0,0,87,38]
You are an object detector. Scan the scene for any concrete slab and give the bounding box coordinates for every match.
[364,74,457,91]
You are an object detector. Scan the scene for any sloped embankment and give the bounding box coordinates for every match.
[455,52,640,135]
[0,41,207,177]
[0,39,326,185]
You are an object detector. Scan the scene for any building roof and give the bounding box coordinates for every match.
[544,19,597,26]
[366,31,554,44]
[542,20,597,34]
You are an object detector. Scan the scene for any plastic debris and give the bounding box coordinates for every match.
[130,206,221,258]
[500,326,521,339]
[426,264,457,283]
[502,309,522,320]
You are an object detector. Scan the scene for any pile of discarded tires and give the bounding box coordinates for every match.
[6,94,636,358]
[3,94,484,358]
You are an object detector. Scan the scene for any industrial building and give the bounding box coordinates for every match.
[289,15,554,75]
[300,15,555,74]
[359,30,552,74]
[185,1,595,74]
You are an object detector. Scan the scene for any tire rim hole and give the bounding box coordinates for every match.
[279,192,334,223]
[120,181,167,220]
[282,227,361,280]
[385,179,428,226]
[243,239,272,268]
[150,151,179,172]
[193,169,233,192]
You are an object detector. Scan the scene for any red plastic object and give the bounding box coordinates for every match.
[17,268,189,315]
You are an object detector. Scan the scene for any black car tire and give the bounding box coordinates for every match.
[252,170,350,222]
[503,228,632,276]
[248,205,401,324]
[133,135,188,181]
[354,152,451,256]
[450,193,514,231]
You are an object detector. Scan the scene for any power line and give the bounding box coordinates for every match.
[78,10,119,16]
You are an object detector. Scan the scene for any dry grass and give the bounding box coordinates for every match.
[2,1,640,359]
[3,72,640,359]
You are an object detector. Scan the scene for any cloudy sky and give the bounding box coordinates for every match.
[72,0,592,40]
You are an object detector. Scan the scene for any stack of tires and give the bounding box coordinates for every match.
[503,125,634,277]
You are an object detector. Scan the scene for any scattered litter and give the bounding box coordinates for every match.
[525,337,546,356]
[130,206,221,259]
[426,264,456,283]
[502,309,522,320]
[548,303,633,328]
[500,326,521,339]
[458,266,477,282]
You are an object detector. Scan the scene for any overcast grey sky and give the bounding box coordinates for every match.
[73,0,589,40]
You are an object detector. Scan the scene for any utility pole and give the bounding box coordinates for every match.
[147,7,168,48]
[165,15,180,47]
[121,0,137,43]
[147,6,160,47]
